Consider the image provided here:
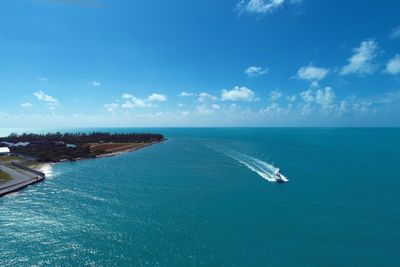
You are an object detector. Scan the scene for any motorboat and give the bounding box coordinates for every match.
[275,172,287,183]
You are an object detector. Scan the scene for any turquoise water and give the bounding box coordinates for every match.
[1,128,399,266]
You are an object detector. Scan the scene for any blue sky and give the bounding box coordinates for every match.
[1,0,400,127]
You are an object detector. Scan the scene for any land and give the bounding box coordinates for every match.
[0,132,165,163]
[0,132,165,197]
[0,170,11,181]
[0,161,45,197]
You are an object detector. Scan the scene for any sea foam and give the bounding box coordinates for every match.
[213,147,289,183]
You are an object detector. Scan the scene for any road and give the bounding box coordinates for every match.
[0,162,43,197]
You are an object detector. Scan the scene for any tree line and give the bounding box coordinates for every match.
[1,132,165,144]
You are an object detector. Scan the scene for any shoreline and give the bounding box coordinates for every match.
[0,140,164,198]
[0,162,45,198]
[55,140,164,163]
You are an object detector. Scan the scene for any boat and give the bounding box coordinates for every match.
[275,172,286,183]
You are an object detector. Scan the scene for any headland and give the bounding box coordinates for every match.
[0,132,165,197]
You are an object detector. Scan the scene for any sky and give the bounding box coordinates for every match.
[0,0,400,127]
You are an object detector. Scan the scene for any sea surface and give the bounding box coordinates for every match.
[0,128,399,266]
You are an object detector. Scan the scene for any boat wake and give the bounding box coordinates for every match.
[213,147,289,183]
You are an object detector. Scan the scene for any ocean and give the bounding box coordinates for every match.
[0,128,399,266]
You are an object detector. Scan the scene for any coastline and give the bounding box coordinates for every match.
[0,140,164,198]
[93,141,163,159]
[0,162,45,197]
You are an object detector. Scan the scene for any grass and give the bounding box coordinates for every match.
[0,156,20,162]
[0,170,11,180]
[90,143,149,153]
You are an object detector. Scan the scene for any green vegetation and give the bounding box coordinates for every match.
[0,156,20,162]
[11,145,100,163]
[0,170,11,181]
[1,132,164,144]
[0,132,165,163]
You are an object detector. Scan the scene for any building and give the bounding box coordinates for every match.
[0,141,14,147]
[0,147,10,156]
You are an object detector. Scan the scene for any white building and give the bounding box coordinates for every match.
[12,142,29,147]
[0,147,10,156]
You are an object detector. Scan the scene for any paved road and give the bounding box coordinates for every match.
[0,162,42,196]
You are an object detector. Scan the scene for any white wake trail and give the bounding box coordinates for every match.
[213,147,289,183]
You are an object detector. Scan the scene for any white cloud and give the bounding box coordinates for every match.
[112,93,167,110]
[122,93,134,99]
[237,0,286,15]
[196,105,214,115]
[121,97,152,109]
[212,104,221,110]
[245,66,268,77]
[269,90,282,101]
[297,64,329,81]
[315,87,335,108]
[300,89,314,103]
[147,93,167,102]
[178,91,196,97]
[21,102,33,108]
[338,97,376,116]
[33,91,59,108]
[260,102,283,118]
[38,76,48,82]
[390,27,400,40]
[104,103,119,112]
[88,81,101,87]
[286,95,296,102]
[341,40,378,75]
[198,92,218,102]
[386,54,400,75]
[221,86,255,101]
[311,81,319,88]
[300,87,335,108]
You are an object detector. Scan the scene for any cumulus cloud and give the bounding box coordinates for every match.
[196,105,214,115]
[341,40,379,75]
[198,92,218,102]
[122,93,134,99]
[121,96,152,109]
[386,54,400,75]
[147,93,167,102]
[221,86,255,101]
[236,0,286,15]
[269,90,282,101]
[178,91,196,97]
[34,91,59,109]
[315,87,335,108]
[389,27,400,40]
[21,102,33,108]
[300,89,314,103]
[286,95,297,102]
[212,104,221,110]
[259,102,284,118]
[106,92,167,111]
[88,81,101,87]
[245,66,268,77]
[297,64,329,81]
[104,103,119,112]
[300,87,335,108]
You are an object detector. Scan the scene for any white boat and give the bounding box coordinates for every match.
[275,172,287,183]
